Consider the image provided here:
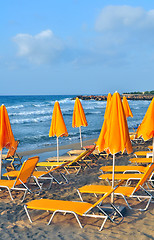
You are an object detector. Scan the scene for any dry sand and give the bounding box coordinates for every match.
[0,139,154,240]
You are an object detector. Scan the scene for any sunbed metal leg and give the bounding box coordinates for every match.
[73,213,83,228]
[117,192,152,211]
[48,211,57,225]
[52,176,61,185]
[64,167,70,175]
[48,210,83,229]
[48,179,53,189]
[60,173,69,184]
[24,205,33,223]
[22,190,28,202]
[2,187,14,200]
[76,166,82,175]
[77,190,84,201]
[99,216,108,231]
[110,203,124,223]
[120,195,132,209]
[83,213,108,231]
[33,177,42,190]
[8,189,14,201]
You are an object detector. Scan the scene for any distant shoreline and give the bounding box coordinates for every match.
[74,94,154,101]
[19,138,97,157]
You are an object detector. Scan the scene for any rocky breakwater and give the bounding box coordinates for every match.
[72,94,153,101]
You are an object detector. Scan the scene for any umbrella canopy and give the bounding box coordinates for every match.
[104,93,112,119]
[96,92,132,201]
[97,92,132,155]
[0,104,16,178]
[137,97,154,161]
[49,101,68,161]
[122,96,133,118]
[72,97,88,148]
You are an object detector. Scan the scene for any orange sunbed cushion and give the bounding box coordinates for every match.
[26,199,92,215]
[134,151,152,156]
[130,158,152,163]
[79,185,134,196]
[100,165,146,173]
[37,162,65,167]
[0,179,16,188]
[99,173,143,180]
[3,171,19,178]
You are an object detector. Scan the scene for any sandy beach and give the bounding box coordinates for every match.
[0,139,153,240]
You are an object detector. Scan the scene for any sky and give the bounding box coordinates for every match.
[1,0,154,95]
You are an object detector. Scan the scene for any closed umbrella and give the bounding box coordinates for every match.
[122,96,133,118]
[96,92,133,202]
[104,93,112,119]
[72,97,88,148]
[49,101,68,161]
[0,105,16,178]
[137,97,154,162]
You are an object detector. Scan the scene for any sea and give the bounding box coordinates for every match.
[0,95,151,154]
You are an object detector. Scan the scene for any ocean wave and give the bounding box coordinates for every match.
[10,115,51,124]
[85,111,102,115]
[32,103,52,107]
[58,98,72,104]
[7,104,24,109]
[9,109,52,117]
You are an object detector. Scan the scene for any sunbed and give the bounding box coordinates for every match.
[83,144,109,159]
[129,133,144,144]
[24,184,123,231]
[77,163,154,211]
[100,165,147,174]
[36,149,92,175]
[67,146,100,161]
[2,140,22,169]
[134,151,153,158]
[129,158,153,165]
[98,165,154,187]
[3,161,71,190]
[67,146,97,166]
[0,156,39,201]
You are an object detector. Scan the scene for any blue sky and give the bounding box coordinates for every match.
[1,0,154,95]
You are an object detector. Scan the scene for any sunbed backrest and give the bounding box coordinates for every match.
[14,156,39,186]
[135,163,154,192]
[90,185,120,210]
[45,161,72,175]
[68,149,90,166]
[6,140,19,158]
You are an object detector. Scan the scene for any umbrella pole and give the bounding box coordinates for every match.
[111,153,115,203]
[57,137,59,162]
[79,126,83,149]
[0,150,2,179]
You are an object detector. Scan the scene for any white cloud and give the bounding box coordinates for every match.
[13,30,64,64]
[92,5,154,67]
[95,5,154,31]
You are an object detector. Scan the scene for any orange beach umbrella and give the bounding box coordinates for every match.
[104,93,112,119]
[49,101,68,161]
[96,92,132,201]
[137,97,154,161]
[0,104,16,178]
[72,97,88,148]
[122,96,133,118]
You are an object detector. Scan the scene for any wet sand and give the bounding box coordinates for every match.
[0,139,153,239]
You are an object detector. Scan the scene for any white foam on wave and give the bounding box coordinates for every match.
[9,109,52,116]
[7,104,24,109]
[58,98,73,104]
[10,115,51,124]
[33,103,52,107]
